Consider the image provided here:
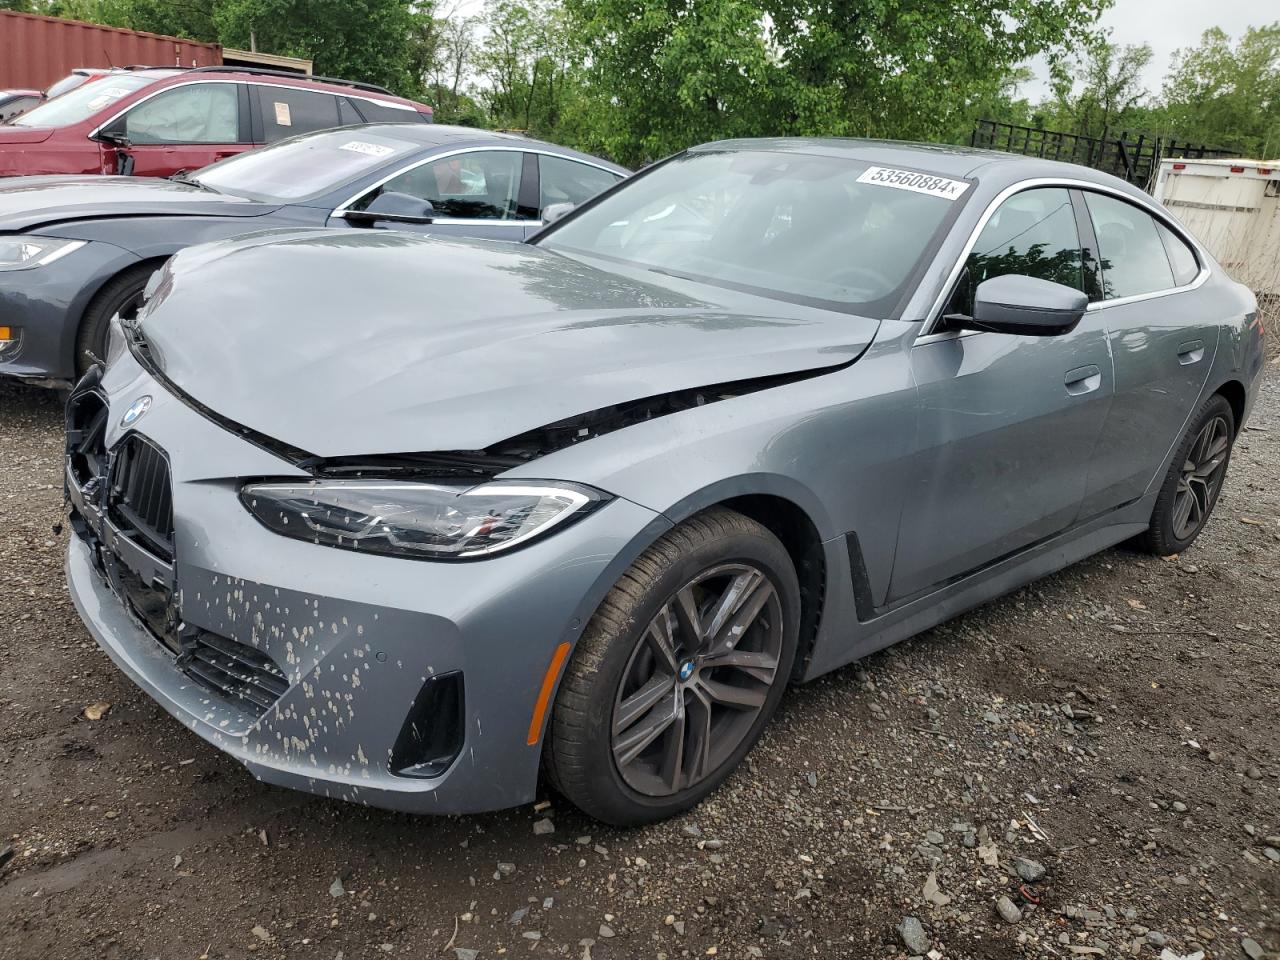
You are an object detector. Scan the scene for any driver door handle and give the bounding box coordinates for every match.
[1064,364,1102,396]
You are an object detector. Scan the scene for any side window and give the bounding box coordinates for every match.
[1083,192,1177,299]
[256,87,341,143]
[538,155,622,212]
[337,97,364,126]
[1157,221,1200,286]
[948,187,1083,317]
[354,150,525,220]
[351,99,427,123]
[124,84,240,144]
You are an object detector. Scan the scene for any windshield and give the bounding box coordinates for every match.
[539,150,967,313]
[193,128,423,202]
[45,71,103,100]
[14,73,155,128]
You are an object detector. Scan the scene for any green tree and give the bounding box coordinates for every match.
[566,0,1110,167]
[1159,24,1280,156]
[475,0,581,136]
[212,0,429,93]
[1042,37,1152,138]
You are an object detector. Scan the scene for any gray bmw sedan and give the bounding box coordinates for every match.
[65,140,1264,824]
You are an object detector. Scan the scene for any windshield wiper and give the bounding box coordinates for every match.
[168,172,217,193]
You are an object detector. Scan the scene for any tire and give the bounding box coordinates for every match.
[74,264,156,377]
[546,507,800,825]
[1135,393,1236,556]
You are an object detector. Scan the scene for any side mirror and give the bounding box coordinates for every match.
[965,274,1087,337]
[346,191,435,224]
[542,201,575,224]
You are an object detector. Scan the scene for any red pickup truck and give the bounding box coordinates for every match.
[0,66,433,178]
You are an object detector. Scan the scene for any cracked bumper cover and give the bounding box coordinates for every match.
[65,353,667,814]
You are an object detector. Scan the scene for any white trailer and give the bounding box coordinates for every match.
[1152,158,1280,299]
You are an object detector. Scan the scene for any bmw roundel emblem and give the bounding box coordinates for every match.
[679,660,696,682]
[120,395,152,428]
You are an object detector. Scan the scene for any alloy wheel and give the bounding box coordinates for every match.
[611,562,784,797]
[1172,414,1231,540]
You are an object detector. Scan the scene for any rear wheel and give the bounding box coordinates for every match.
[1136,393,1235,555]
[75,264,155,376]
[546,508,799,825]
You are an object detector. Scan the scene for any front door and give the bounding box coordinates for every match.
[337,149,538,240]
[109,82,248,177]
[890,186,1114,601]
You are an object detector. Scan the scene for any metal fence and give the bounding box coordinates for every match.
[970,119,1237,191]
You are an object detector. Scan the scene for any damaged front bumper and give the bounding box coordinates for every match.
[64,351,667,814]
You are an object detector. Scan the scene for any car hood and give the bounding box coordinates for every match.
[0,125,55,145]
[0,175,269,230]
[139,229,880,459]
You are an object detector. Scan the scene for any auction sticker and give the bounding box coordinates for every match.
[339,140,397,158]
[856,166,970,200]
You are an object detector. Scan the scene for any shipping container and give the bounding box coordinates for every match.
[1153,157,1280,299]
[0,10,220,91]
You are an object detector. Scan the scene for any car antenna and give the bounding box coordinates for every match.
[104,48,115,68]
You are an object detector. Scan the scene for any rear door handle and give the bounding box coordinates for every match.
[1178,340,1205,364]
[1064,364,1102,396]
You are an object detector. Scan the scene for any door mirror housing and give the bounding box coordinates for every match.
[346,192,435,224]
[965,274,1088,337]
[542,201,575,224]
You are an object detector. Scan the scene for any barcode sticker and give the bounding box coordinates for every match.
[339,140,396,158]
[856,166,970,200]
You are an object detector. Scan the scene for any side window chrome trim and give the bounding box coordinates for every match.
[917,176,1211,343]
[331,145,619,221]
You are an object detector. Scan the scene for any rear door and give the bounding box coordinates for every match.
[891,186,1114,601]
[535,153,624,231]
[109,82,250,177]
[251,85,345,144]
[1076,191,1219,516]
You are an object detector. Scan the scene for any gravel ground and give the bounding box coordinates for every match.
[1,370,1278,960]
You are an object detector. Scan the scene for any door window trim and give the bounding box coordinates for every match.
[331,145,621,227]
[916,177,1210,345]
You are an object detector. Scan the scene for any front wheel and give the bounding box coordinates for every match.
[75,264,155,376]
[1136,393,1236,556]
[546,507,800,825]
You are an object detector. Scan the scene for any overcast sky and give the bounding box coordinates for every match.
[1020,0,1264,100]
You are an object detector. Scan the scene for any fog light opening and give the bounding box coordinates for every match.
[390,671,465,779]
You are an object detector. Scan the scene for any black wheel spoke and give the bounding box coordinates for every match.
[701,648,779,684]
[644,614,681,674]
[613,690,678,767]
[698,677,768,710]
[685,690,714,783]
[614,674,676,735]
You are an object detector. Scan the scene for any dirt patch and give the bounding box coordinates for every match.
[1,372,1277,960]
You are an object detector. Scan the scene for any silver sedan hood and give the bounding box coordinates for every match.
[138,229,880,459]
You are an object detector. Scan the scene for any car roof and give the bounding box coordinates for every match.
[130,68,429,110]
[692,137,1139,189]
[298,123,630,172]
[1,89,42,97]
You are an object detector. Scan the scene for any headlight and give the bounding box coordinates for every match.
[240,479,609,560]
[0,236,85,271]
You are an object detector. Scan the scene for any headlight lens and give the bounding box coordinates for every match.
[0,236,85,271]
[240,479,609,560]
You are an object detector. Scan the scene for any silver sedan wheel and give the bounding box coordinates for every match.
[610,562,784,797]
[1172,414,1231,541]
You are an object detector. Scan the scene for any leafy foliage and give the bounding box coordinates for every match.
[1160,25,1280,157]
